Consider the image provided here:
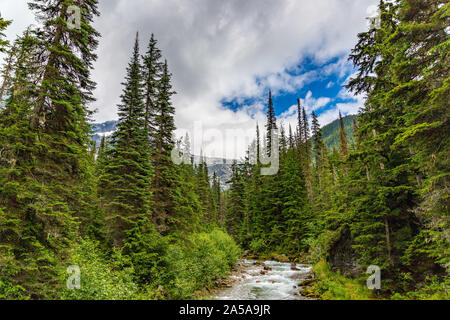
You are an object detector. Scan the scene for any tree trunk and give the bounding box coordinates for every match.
[385,217,392,264]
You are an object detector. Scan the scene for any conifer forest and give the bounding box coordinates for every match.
[0,0,448,302]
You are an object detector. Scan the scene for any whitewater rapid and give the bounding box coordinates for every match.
[214,259,313,300]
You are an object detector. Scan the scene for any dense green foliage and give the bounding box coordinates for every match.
[224,0,449,299]
[225,95,314,257]
[162,229,240,299]
[0,14,11,53]
[0,1,238,300]
[0,0,447,301]
[59,229,239,300]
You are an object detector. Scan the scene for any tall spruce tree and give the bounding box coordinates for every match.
[311,111,326,164]
[386,0,450,277]
[265,90,277,157]
[338,111,349,158]
[150,59,176,232]
[302,106,310,155]
[344,0,425,292]
[0,0,100,298]
[142,34,163,136]
[297,99,304,146]
[98,33,153,248]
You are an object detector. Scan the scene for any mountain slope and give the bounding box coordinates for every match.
[321,114,356,150]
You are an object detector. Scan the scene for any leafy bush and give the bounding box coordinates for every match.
[307,260,373,300]
[208,229,241,267]
[161,229,240,299]
[0,247,28,300]
[60,239,141,300]
[391,276,450,300]
[249,238,267,254]
[59,230,239,300]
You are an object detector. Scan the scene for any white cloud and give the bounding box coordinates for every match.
[0,0,377,158]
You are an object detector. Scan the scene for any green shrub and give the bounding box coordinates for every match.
[309,260,373,300]
[59,230,239,300]
[391,276,450,300]
[0,247,28,300]
[249,238,267,254]
[60,239,141,300]
[161,229,240,299]
[208,229,241,267]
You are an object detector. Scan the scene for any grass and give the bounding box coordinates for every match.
[303,260,374,300]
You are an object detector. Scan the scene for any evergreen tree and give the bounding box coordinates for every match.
[265,90,277,156]
[142,33,163,136]
[288,125,294,149]
[338,111,349,158]
[0,0,100,298]
[278,146,312,254]
[0,14,11,52]
[150,59,177,232]
[386,0,450,277]
[344,0,426,292]
[169,135,203,234]
[0,17,14,101]
[256,123,261,164]
[311,111,326,164]
[296,99,304,146]
[195,154,215,225]
[98,33,153,248]
[225,161,247,240]
[280,123,287,155]
[302,106,310,155]
[212,171,221,223]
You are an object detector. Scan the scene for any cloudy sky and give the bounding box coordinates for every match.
[0,0,378,159]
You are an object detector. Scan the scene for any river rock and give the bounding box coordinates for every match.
[299,279,316,286]
[272,254,290,263]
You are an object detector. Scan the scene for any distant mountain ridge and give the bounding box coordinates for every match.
[91,120,118,144]
[90,114,357,187]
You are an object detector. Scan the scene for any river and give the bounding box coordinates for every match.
[214,259,314,300]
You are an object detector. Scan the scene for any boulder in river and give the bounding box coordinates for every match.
[272,254,290,263]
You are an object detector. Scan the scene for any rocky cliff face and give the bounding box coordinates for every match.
[327,226,360,278]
